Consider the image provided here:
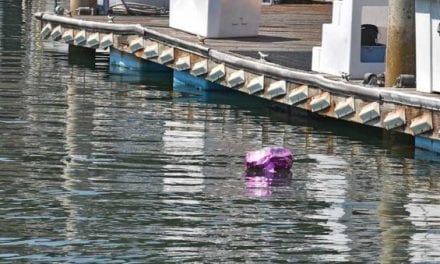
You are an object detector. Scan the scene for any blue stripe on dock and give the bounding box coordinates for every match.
[415,136,440,153]
[109,47,170,72]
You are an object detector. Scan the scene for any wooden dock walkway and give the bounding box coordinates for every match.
[78,4,332,71]
[34,3,440,153]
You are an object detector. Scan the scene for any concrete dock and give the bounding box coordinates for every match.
[77,4,331,71]
[35,3,440,153]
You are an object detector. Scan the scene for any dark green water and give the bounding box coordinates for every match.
[1,1,440,263]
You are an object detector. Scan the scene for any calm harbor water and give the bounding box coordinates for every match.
[2,1,440,263]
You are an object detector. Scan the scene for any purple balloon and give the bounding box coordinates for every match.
[245,147,293,172]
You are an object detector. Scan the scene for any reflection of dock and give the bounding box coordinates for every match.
[34,3,440,153]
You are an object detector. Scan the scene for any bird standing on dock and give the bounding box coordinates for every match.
[258,51,269,62]
[107,14,115,23]
[197,35,206,45]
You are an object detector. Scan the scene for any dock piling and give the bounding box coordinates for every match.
[70,0,97,16]
[385,0,416,87]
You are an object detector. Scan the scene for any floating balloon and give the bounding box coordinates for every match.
[245,147,293,172]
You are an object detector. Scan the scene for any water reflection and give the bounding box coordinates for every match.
[162,120,206,193]
[159,82,210,259]
[406,182,440,263]
[3,1,440,262]
[244,169,292,197]
[109,64,173,86]
[305,154,351,262]
[0,2,3,49]
[60,74,96,246]
[414,148,440,163]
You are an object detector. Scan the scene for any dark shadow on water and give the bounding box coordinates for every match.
[68,45,97,69]
[68,54,96,69]
[173,82,415,158]
[173,82,271,110]
[268,102,415,157]
[109,65,173,88]
[0,0,23,51]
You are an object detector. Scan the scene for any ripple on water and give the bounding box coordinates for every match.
[1,3,440,262]
[0,120,30,125]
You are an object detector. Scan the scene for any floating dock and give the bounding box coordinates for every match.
[34,4,440,153]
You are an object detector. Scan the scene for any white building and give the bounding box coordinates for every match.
[415,0,440,93]
[312,0,389,79]
[169,0,261,38]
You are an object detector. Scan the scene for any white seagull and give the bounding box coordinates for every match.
[258,51,269,62]
[107,14,115,23]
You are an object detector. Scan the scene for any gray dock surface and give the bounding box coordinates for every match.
[79,4,332,71]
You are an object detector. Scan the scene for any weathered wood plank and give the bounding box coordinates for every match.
[76,4,332,70]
